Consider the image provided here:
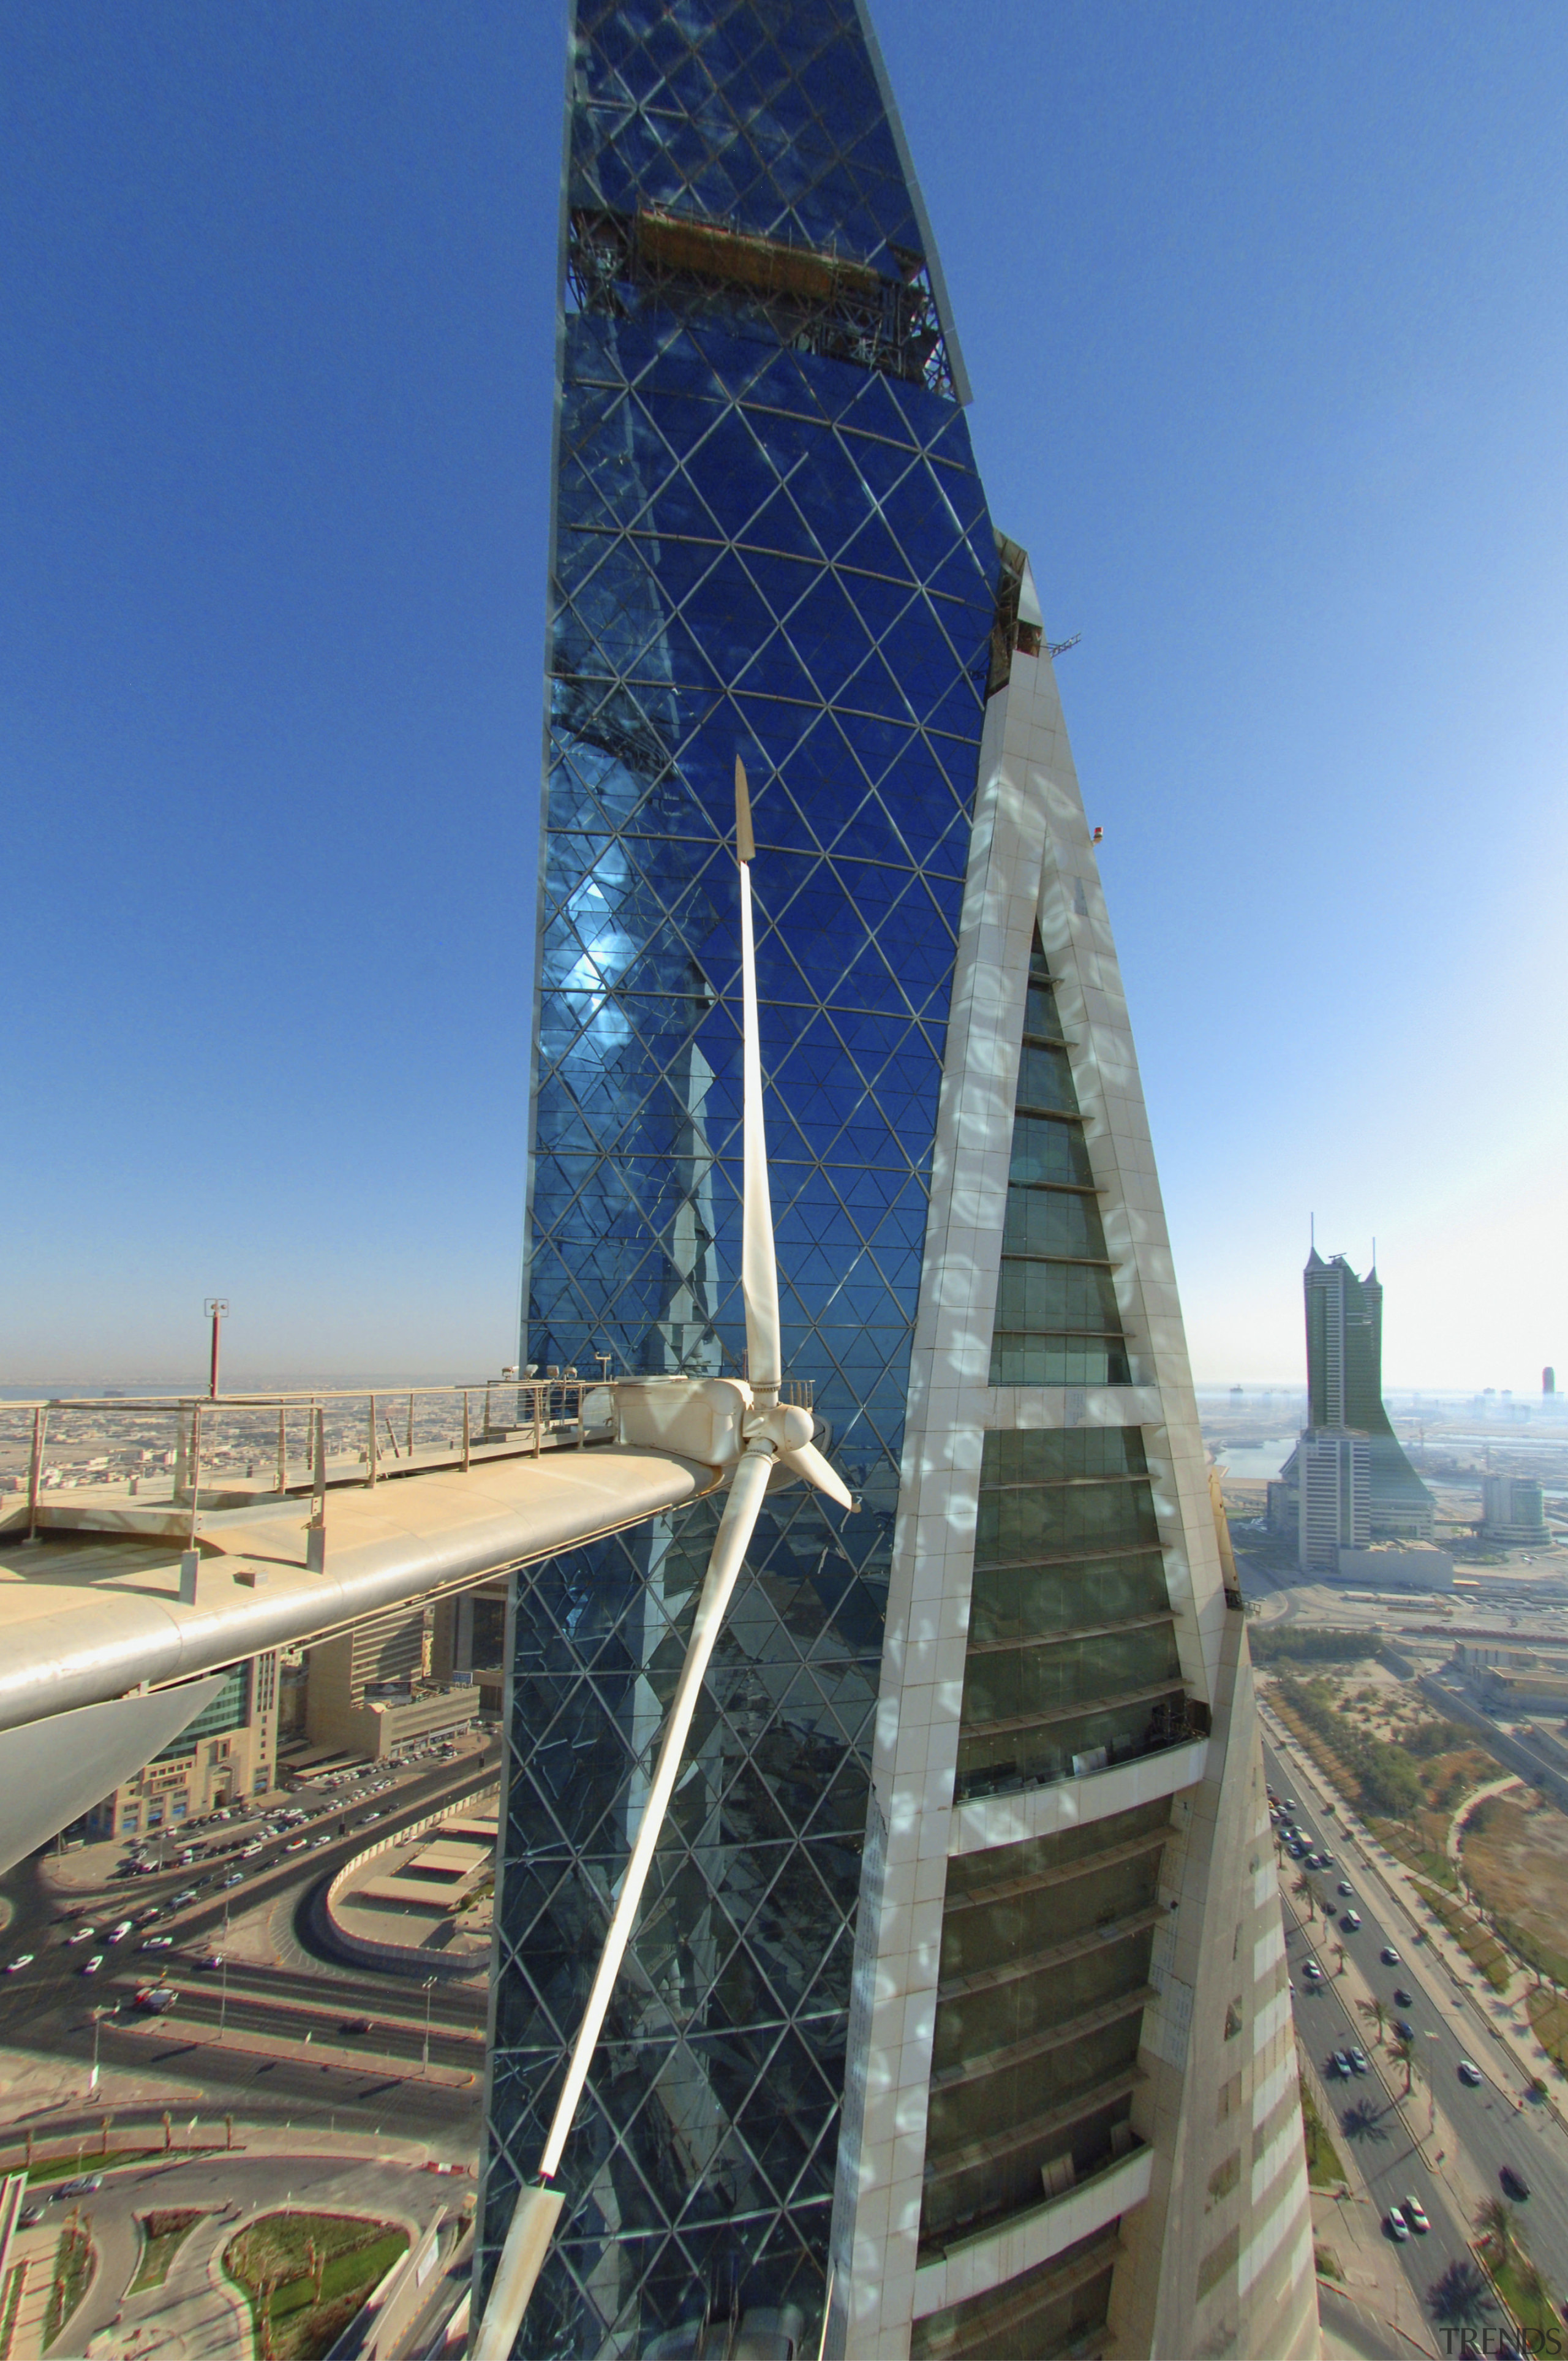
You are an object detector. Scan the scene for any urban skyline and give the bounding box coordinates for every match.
[2,2,1565,1389]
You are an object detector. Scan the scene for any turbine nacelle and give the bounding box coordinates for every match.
[615,1375,851,1509]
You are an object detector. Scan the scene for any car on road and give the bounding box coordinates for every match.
[66,1925,97,1945]
[1319,1851,1335,1866]
[1337,1881,1354,1897]
[1458,2059,1483,2087]
[108,1920,134,1943]
[1329,2051,1352,2077]
[1348,2047,1370,2076]
[339,2017,372,2036]
[1341,1910,1362,1930]
[1392,1987,1412,2006]
[222,1872,244,1887]
[1302,1960,1323,1984]
[1501,2165,1531,2200]
[59,2175,102,2197]
[5,1955,34,1974]
[284,1838,307,1851]
[1380,1946,1401,1965]
[19,2204,46,2227]
[141,1935,173,1949]
[80,1954,104,1976]
[1385,2207,1409,2241]
[170,1888,198,1905]
[1401,2195,1430,2234]
[240,1842,264,1857]
[1393,2019,1415,2041]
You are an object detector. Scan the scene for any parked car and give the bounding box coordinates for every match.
[141,1935,173,1951]
[80,1954,104,1976]
[66,1925,97,1946]
[5,1955,34,1974]
[59,2175,101,2197]
[1458,2059,1483,2087]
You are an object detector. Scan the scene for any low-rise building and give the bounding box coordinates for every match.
[85,1652,281,1840]
[305,1602,480,1761]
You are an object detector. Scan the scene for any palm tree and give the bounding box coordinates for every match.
[1388,2034,1415,2096]
[1292,1875,1316,1923]
[1516,2258,1548,2317]
[1332,1943,1346,1978]
[1476,2196,1522,2270]
[1357,1994,1387,2042]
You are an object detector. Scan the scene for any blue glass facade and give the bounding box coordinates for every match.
[484,5,999,2351]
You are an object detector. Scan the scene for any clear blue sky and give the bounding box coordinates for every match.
[2,0,1564,1391]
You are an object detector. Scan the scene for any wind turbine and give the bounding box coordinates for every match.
[472,757,854,2359]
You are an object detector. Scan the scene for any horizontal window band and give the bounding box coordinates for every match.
[1011,1105,1087,1126]
[995,1252,1115,1271]
[976,1478,1152,1498]
[920,2072,1144,2189]
[914,2224,1123,2313]
[929,1985,1157,2092]
[943,1827,1170,1917]
[938,1906,1162,2003]
[549,675,982,742]
[960,1678,1186,1743]
[990,1327,1131,1345]
[970,1547,1167,1577]
[1003,1180,1104,1198]
[562,380,973,464]
[963,1611,1175,1661]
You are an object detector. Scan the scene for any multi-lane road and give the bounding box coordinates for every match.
[0,1750,498,2132]
[1264,1735,1568,2333]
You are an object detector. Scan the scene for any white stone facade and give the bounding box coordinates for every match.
[824,553,1319,2360]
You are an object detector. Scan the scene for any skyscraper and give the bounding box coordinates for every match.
[481,7,1317,2357]
[1280,1252,1434,1554]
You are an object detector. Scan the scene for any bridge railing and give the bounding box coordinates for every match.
[0,1369,815,1540]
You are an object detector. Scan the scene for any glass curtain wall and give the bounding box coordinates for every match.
[486,4,1000,2352]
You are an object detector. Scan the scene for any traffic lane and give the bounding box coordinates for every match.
[119,1990,480,2069]
[83,2019,482,2132]
[1284,1917,1469,2312]
[1265,1741,1568,2276]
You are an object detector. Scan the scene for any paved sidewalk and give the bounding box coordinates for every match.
[117,2016,474,2088]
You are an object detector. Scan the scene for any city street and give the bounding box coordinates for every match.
[1264,1735,1568,2325]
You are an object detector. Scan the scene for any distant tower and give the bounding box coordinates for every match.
[1546,1367,1558,1397]
[1301,1250,1433,1539]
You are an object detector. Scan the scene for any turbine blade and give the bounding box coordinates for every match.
[0,1679,227,1879]
[541,1443,772,2178]
[470,2185,566,2361]
[736,757,781,1390]
[777,1438,853,1513]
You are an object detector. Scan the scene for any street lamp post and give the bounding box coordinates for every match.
[422,1976,436,2079]
[88,2004,116,2096]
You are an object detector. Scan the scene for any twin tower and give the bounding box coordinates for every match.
[482,5,1319,2356]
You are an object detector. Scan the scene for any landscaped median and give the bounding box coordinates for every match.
[224,2211,409,2361]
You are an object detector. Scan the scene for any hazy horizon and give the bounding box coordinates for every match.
[1,0,1563,1387]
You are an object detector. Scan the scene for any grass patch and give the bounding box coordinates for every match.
[15,2147,163,2186]
[1,2262,26,2361]
[1298,2080,1345,2191]
[129,2210,205,2294]
[1481,2243,1558,2354]
[42,2225,92,2352]
[1420,1888,1513,1990]
[223,2212,408,2361]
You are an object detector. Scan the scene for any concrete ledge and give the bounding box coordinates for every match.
[911,2144,1153,2319]
[948,1737,1208,1857]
